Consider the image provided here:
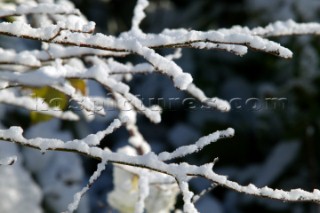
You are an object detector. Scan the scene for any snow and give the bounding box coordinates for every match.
[0,48,41,67]
[108,164,140,212]
[144,29,293,58]
[187,83,231,112]
[43,44,126,61]
[116,95,152,152]
[0,11,299,96]
[0,122,318,211]
[108,147,179,213]
[0,67,63,86]
[1,0,320,212]
[0,2,94,33]
[131,0,149,32]
[0,89,79,121]
[134,42,193,90]
[135,174,149,213]
[1,12,314,65]
[159,128,234,161]
[165,48,182,60]
[24,120,89,213]
[191,42,248,56]
[0,126,25,142]
[0,155,17,165]
[0,21,59,40]
[0,120,234,212]
[123,92,161,123]
[56,17,95,33]
[0,45,127,67]
[0,19,295,93]
[81,118,122,146]
[107,58,153,74]
[67,160,106,213]
[220,19,320,38]
[179,180,198,213]
[53,83,106,116]
[0,3,79,18]
[0,142,42,213]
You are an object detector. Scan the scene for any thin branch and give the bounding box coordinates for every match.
[80,118,123,146]
[192,183,217,204]
[158,128,234,161]
[52,83,106,116]
[114,92,152,154]
[131,0,149,32]
[218,19,320,38]
[0,46,128,68]
[186,83,231,112]
[65,159,107,213]
[189,42,248,56]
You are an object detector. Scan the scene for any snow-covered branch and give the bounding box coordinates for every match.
[0,0,320,212]
[0,20,295,90]
[131,0,149,33]
[219,19,320,38]
[0,3,80,18]
[0,46,127,67]
[0,89,79,121]
[0,126,319,213]
[158,128,234,161]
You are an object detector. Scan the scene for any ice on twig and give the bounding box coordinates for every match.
[187,83,231,112]
[66,160,107,213]
[131,0,149,33]
[81,118,122,146]
[158,128,234,161]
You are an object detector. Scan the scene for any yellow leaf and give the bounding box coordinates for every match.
[30,86,68,124]
[68,78,87,95]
